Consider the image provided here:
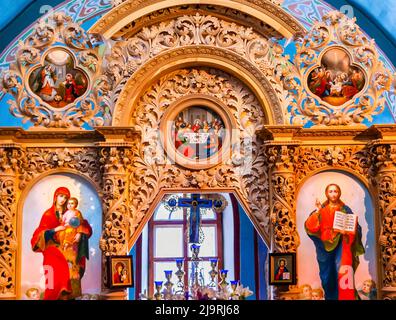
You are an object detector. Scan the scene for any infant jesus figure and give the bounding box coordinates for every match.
[59,197,84,251]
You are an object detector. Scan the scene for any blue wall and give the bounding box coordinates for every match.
[257,236,268,300]
[238,203,268,300]
[128,244,137,300]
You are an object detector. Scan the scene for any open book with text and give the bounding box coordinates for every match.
[333,211,357,234]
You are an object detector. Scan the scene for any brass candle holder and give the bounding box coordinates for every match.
[230,280,239,299]
[175,259,185,293]
[208,258,218,288]
[154,281,163,300]
[218,269,229,290]
[163,270,174,299]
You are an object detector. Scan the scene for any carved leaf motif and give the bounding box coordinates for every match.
[0,148,17,296]
[104,13,290,121]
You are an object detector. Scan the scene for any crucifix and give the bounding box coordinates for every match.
[178,194,212,244]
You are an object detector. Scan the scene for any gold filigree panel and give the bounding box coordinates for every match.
[367,143,396,293]
[112,4,282,39]
[283,11,393,126]
[90,0,304,39]
[294,145,368,186]
[0,14,107,128]
[111,45,286,126]
[266,145,300,253]
[0,148,18,297]
[103,13,293,125]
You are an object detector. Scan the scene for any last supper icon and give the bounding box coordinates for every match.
[28,49,88,108]
[172,106,225,160]
[307,47,365,106]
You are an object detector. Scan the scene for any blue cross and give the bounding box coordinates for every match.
[178,194,212,244]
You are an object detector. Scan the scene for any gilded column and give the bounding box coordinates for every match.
[267,144,300,253]
[266,143,300,300]
[0,146,20,299]
[370,143,396,299]
[99,144,132,300]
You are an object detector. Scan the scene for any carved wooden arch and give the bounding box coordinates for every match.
[267,143,378,252]
[126,66,270,250]
[296,166,371,194]
[292,145,378,236]
[128,188,270,250]
[293,165,381,293]
[112,46,284,126]
[89,0,305,39]
[15,167,103,299]
[110,4,285,40]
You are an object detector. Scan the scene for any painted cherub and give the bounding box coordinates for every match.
[358,279,377,300]
[299,284,313,300]
[25,287,41,300]
[312,287,325,300]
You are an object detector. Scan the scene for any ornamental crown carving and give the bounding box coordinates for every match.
[283,11,393,126]
[104,12,291,123]
[0,13,109,129]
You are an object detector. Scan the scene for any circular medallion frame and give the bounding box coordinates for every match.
[160,95,235,170]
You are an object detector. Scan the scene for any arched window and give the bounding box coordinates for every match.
[148,195,223,295]
[131,193,269,301]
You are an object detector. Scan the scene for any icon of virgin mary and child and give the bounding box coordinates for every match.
[31,187,92,300]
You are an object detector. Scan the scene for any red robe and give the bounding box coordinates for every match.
[31,187,92,300]
[113,272,122,284]
[310,76,328,96]
[64,79,83,103]
[275,266,289,280]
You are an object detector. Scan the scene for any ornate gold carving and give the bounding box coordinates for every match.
[90,0,304,37]
[105,14,293,125]
[267,145,300,252]
[133,67,263,133]
[284,11,393,126]
[98,146,132,292]
[368,143,396,294]
[112,45,285,125]
[17,148,101,190]
[0,14,106,128]
[112,5,281,40]
[0,148,18,297]
[128,67,270,246]
[294,145,367,185]
[99,147,131,257]
[107,13,271,79]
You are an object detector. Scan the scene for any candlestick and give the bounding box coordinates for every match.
[208,258,218,288]
[175,259,185,293]
[230,280,239,299]
[154,281,163,300]
[163,270,174,300]
[218,269,229,289]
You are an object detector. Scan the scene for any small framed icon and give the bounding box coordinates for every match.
[269,252,297,285]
